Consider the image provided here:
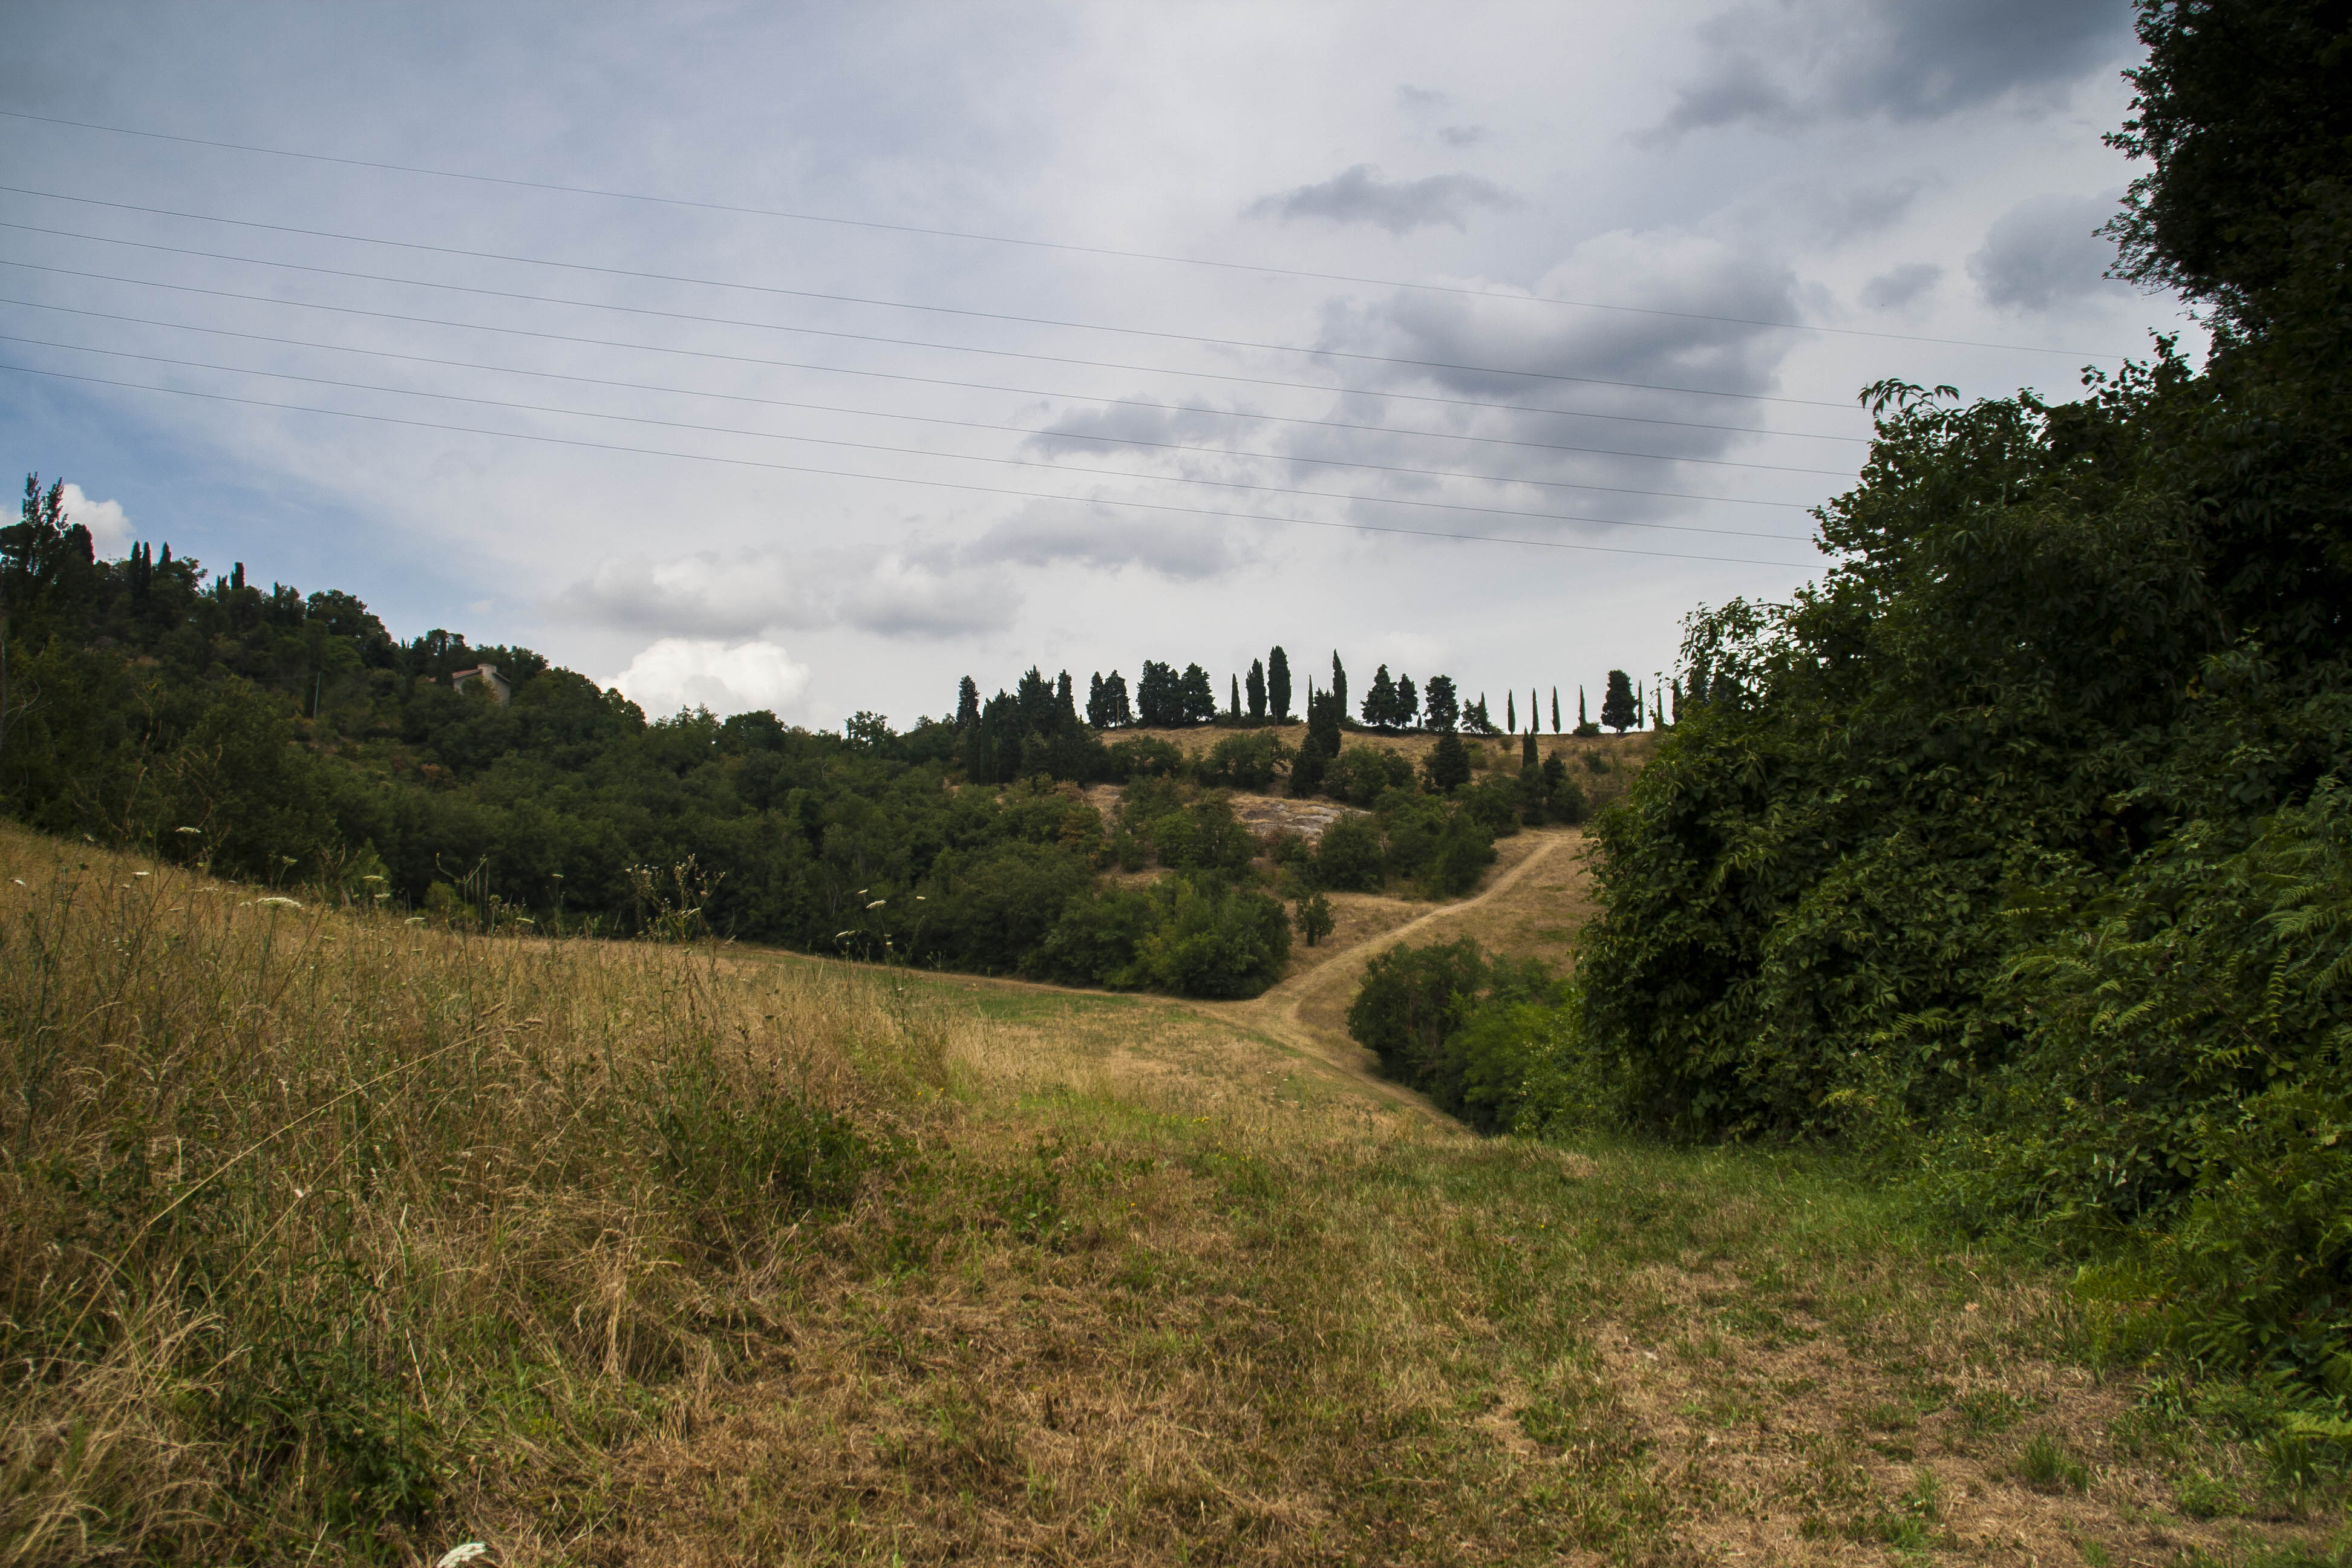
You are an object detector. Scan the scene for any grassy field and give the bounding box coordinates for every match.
[2,822,2345,1566]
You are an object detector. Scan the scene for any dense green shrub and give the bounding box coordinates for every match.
[1195,730,1290,790]
[1345,939,1563,1131]
[1564,0,2352,1388]
[1324,743,1415,807]
[1136,877,1293,998]
[1311,814,1385,891]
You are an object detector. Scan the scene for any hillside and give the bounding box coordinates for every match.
[4,820,2338,1566]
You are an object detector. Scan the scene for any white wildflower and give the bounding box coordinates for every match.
[436,1546,489,1568]
[257,896,302,909]
[866,898,886,909]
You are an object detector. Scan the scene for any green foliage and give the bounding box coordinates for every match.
[1425,730,1469,794]
[1323,742,1415,807]
[1567,0,2352,1391]
[1458,774,1521,837]
[1345,939,1564,1131]
[1294,890,1334,947]
[1599,670,1636,733]
[1134,877,1292,998]
[1310,814,1384,892]
[1196,730,1290,791]
[0,515,1318,1000]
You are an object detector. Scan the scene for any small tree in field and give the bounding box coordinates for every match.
[1246,658,1267,720]
[1601,670,1636,733]
[1295,891,1335,947]
[1269,645,1293,722]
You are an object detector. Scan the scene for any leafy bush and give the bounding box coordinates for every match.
[1029,884,1161,987]
[1420,810,1497,898]
[1196,730,1290,791]
[1345,939,1563,1130]
[1312,814,1385,891]
[1137,877,1292,998]
[1459,774,1521,836]
[1324,743,1416,808]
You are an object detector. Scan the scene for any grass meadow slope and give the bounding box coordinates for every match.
[2,821,2347,1566]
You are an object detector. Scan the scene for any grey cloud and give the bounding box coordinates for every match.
[1811,177,1931,241]
[965,503,1247,581]
[1395,83,1451,110]
[1653,0,2135,138]
[547,549,812,638]
[837,552,1019,638]
[1436,124,1488,148]
[1861,261,1942,310]
[1022,400,1254,463]
[1246,164,1521,235]
[1967,192,2125,311]
[1275,230,1820,537]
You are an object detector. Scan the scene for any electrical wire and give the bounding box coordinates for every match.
[0,301,1839,505]
[0,334,1820,543]
[0,258,1872,451]
[0,361,1822,569]
[0,201,1879,411]
[0,108,2134,359]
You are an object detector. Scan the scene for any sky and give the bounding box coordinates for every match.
[0,0,2199,730]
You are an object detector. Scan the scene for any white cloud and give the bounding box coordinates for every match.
[838,551,1019,638]
[58,485,132,557]
[609,638,811,719]
[550,549,807,638]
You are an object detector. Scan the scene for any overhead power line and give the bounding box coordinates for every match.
[0,334,1819,543]
[0,303,1838,505]
[0,361,1822,570]
[0,108,2131,359]
[0,198,1877,411]
[0,257,1871,451]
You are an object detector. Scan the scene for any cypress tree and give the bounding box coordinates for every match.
[1230,673,1241,718]
[955,676,980,730]
[1578,685,1589,729]
[1330,651,1347,723]
[1506,691,1516,733]
[1104,670,1132,727]
[1427,729,1470,793]
[1246,658,1266,720]
[1397,673,1419,730]
[1521,730,1537,768]
[1087,671,1108,728]
[1054,670,1079,733]
[1552,686,1561,734]
[1306,686,1342,759]
[1268,645,1293,722]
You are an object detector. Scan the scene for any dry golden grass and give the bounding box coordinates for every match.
[3,821,2343,1567]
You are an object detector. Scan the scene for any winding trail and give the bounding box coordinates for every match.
[1181,830,1580,1117]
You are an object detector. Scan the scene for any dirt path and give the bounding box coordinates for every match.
[722,830,1586,1120]
[1179,830,1580,1116]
